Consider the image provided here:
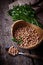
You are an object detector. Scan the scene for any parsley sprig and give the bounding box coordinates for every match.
[12,37,23,44]
[8,4,43,28]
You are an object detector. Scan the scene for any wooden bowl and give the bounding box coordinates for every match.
[11,20,43,49]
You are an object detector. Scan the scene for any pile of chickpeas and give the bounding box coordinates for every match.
[8,46,18,55]
[14,25,40,48]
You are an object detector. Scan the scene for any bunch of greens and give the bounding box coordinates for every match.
[8,4,43,28]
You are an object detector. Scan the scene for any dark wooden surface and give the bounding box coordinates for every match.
[0,0,43,65]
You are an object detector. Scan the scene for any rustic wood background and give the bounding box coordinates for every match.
[0,0,43,65]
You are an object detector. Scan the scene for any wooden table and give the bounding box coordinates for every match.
[0,0,43,65]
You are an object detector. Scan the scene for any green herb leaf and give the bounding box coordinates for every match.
[12,37,23,44]
[12,37,17,42]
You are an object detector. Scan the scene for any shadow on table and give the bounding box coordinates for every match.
[31,41,43,57]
